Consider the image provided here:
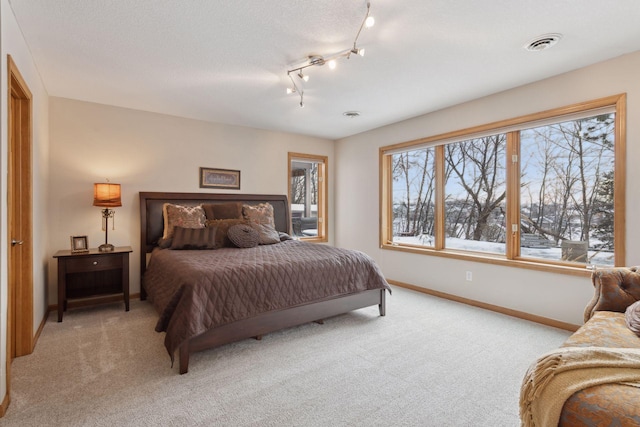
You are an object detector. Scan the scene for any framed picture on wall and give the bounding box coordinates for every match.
[199,167,241,190]
[70,235,89,253]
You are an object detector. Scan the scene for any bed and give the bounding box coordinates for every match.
[139,192,390,374]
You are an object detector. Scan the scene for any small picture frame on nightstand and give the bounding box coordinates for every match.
[70,235,89,253]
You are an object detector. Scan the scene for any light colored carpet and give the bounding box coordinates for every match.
[4,286,570,426]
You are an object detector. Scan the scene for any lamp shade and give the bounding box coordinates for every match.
[93,183,122,207]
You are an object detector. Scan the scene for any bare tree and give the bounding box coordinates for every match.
[392,152,413,234]
[392,149,436,236]
[444,135,506,241]
[520,114,614,247]
[291,174,305,204]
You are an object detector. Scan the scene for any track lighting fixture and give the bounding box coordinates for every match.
[286,71,304,107]
[285,1,374,107]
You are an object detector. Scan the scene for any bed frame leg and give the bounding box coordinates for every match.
[314,319,324,325]
[253,335,263,340]
[179,344,190,374]
[379,290,386,316]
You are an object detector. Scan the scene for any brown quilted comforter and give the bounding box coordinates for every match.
[143,240,391,359]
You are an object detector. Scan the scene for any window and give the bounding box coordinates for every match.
[380,95,626,272]
[288,153,327,242]
[519,114,615,265]
[392,147,436,246]
[444,135,507,254]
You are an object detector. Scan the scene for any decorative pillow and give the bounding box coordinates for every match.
[206,219,248,248]
[162,203,206,239]
[243,203,276,227]
[202,202,243,220]
[243,203,280,244]
[250,222,281,245]
[227,224,260,248]
[170,226,218,250]
[157,237,173,249]
[279,232,294,241]
[625,300,640,337]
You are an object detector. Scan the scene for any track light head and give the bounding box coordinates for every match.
[365,16,375,28]
[328,59,337,70]
[364,2,375,28]
[298,71,309,82]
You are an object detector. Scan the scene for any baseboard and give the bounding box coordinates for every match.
[33,309,48,350]
[388,279,580,332]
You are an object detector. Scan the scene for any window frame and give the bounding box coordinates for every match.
[288,152,328,242]
[380,94,626,276]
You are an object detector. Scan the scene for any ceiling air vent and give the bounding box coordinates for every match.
[524,33,562,52]
[343,111,361,118]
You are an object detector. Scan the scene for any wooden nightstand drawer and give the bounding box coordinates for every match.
[65,254,123,273]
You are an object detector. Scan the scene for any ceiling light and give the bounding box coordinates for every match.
[285,2,375,107]
[287,71,303,107]
[524,33,562,51]
[365,16,375,28]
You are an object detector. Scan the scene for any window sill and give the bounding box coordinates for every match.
[298,236,328,243]
[380,243,593,277]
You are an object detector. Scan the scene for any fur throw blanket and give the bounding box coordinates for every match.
[519,346,640,427]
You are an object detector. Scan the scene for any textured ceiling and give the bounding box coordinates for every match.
[8,0,640,140]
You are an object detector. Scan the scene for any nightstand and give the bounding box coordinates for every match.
[53,246,132,322]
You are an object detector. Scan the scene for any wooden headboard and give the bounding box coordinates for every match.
[139,192,290,298]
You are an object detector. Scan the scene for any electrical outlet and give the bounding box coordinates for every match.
[465,271,473,281]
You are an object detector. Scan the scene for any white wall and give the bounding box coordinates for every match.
[335,51,640,326]
[48,97,335,301]
[0,0,50,408]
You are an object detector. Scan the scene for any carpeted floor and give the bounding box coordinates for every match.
[3,286,571,426]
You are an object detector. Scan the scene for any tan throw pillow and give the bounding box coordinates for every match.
[243,203,280,245]
[162,203,206,239]
[206,219,248,248]
[202,202,243,220]
[170,226,218,250]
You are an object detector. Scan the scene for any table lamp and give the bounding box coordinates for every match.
[93,182,122,252]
